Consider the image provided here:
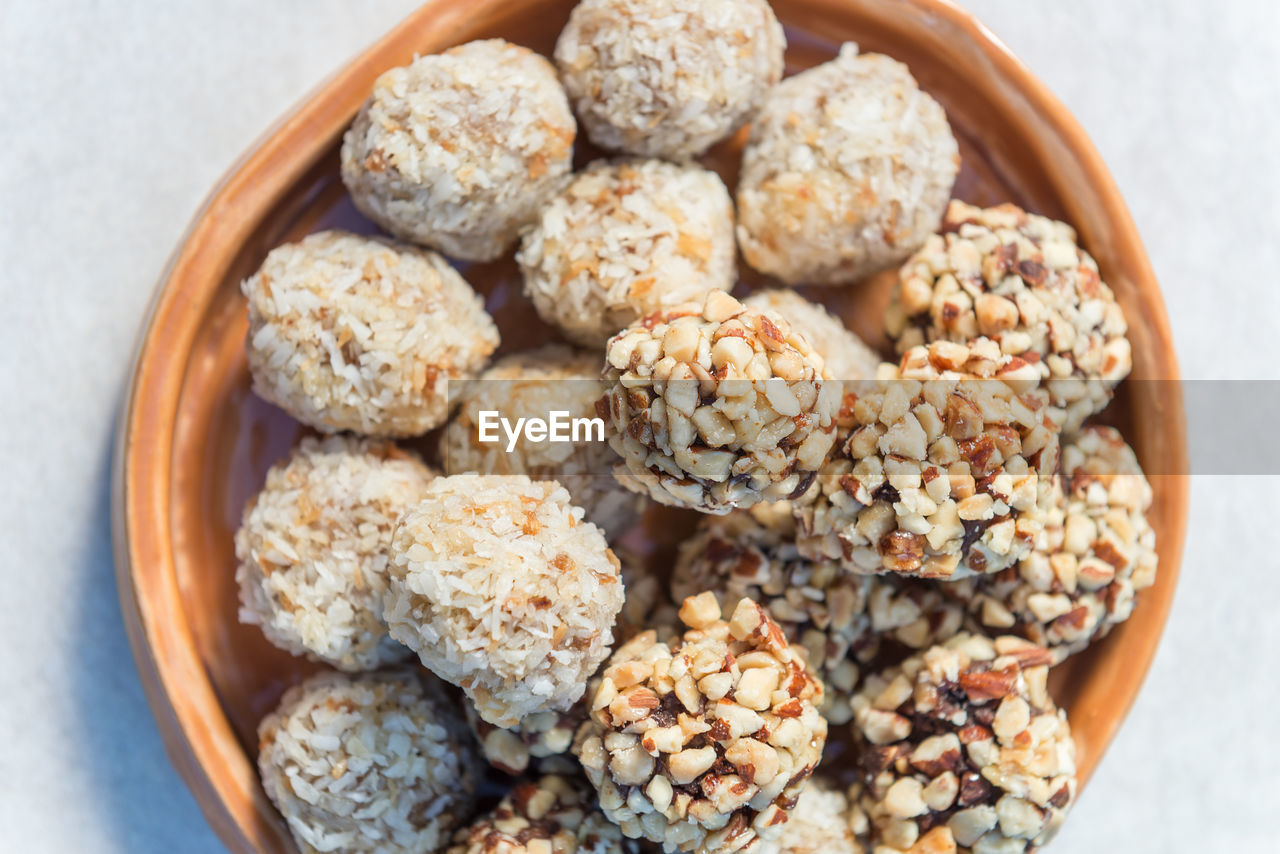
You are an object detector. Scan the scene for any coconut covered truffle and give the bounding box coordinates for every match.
[242,230,499,436]
[446,774,630,854]
[760,783,863,854]
[235,436,434,671]
[575,594,827,853]
[257,669,480,854]
[848,634,1076,853]
[737,44,960,286]
[439,345,646,536]
[520,159,736,346]
[793,338,1061,580]
[964,425,1157,662]
[744,289,882,382]
[672,507,964,725]
[465,700,586,777]
[555,0,784,159]
[384,475,625,727]
[886,201,1132,432]
[341,39,575,261]
[601,290,841,514]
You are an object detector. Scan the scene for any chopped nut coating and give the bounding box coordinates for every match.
[793,338,1060,579]
[886,201,1132,431]
[446,773,633,854]
[575,596,828,853]
[848,634,1076,853]
[963,426,1157,661]
[601,290,840,514]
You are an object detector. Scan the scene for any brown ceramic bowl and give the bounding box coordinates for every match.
[112,0,1188,851]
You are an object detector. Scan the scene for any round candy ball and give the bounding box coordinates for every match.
[555,0,784,159]
[520,159,736,346]
[438,345,647,536]
[744,288,883,382]
[672,506,964,725]
[257,668,480,854]
[383,475,625,728]
[241,230,499,436]
[964,425,1157,661]
[342,39,576,261]
[886,201,1133,432]
[737,44,959,286]
[793,337,1061,580]
[235,436,434,671]
[575,594,827,854]
[601,290,841,514]
[445,774,631,854]
[848,634,1076,853]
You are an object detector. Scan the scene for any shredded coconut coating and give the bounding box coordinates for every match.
[744,290,882,382]
[601,290,841,514]
[446,774,631,854]
[242,230,499,436]
[574,595,827,854]
[672,508,964,725]
[847,634,1076,853]
[235,436,434,671]
[886,201,1132,432]
[555,0,784,159]
[439,345,647,536]
[257,669,480,854]
[520,159,736,346]
[793,338,1061,580]
[341,39,576,261]
[465,699,586,777]
[963,426,1157,662]
[736,44,959,286]
[384,475,625,728]
[759,783,863,854]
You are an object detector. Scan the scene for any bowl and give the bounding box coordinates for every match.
[112,0,1189,851]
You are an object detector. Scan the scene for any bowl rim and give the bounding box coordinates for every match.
[111,0,1189,850]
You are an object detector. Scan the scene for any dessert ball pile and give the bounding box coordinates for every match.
[232,3,1155,852]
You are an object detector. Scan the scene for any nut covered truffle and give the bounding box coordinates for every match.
[672,507,964,724]
[737,45,959,286]
[886,201,1132,432]
[257,669,480,854]
[446,774,631,854]
[242,230,499,436]
[439,345,647,536]
[235,436,434,671]
[601,290,841,514]
[848,634,1076,853]
[555,0,785,159]
[465,700,586,777]
[744,289,882,383]
[793,338,1061,579]
[384,475,625,727]
[341,39,576,261]
[520,159,736,346]
[575,594,828,853]
[965,426,1157,661]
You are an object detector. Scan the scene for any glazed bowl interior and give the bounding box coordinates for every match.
[113,1,1187,852]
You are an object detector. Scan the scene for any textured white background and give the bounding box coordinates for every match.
[1,1,1277,851]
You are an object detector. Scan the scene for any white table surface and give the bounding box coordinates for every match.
[1,1,1276,851]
